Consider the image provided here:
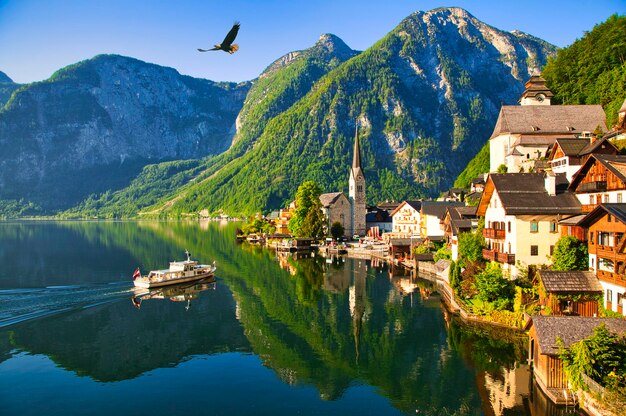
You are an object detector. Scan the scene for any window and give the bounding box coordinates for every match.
[531,245,538,256]
[619,193,623,203]
[606,289,613,303]
[608,214,612,222]
[508,222,511,233]
[604,194,610,203]
[598,232,614,247]
[530,221,538,233]
[590,231,594,244]
[599,258,615,272]
[550,221,557,233]
[550,245,554,256]
[618,292,625,306]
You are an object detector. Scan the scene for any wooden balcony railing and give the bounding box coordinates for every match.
[581,204,596,213]
[482,249,515,264]
[579,181,607,192]
[483,228,506,239]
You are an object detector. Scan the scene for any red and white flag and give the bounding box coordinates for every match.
[132,267,141,280]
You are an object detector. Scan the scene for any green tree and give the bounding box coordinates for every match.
[289,181,322,237]
[496,164,508,173]
[458,230,486,265]
[552,236,588,271]
[434,245,451,262]
[300,199,326,239]
[329,221,345,240]
[474,262,514,309]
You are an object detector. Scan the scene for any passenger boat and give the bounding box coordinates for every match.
[133,250,216,288]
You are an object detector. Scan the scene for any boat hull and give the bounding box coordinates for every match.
[133,271,215,289]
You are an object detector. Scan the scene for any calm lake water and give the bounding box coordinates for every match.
[0,221,578,415]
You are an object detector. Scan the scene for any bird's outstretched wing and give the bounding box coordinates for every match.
[221,22,240,47]
[197,47,218,52]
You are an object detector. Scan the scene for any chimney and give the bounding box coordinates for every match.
[545,171,556,196]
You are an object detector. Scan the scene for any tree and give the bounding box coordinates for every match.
[497,164,508,173]
[474,262,514,309]
[300,199,326,240]
[330,221,344,240]
[458,230,486,265]
[552,236,588,271]
[289,181,322,237]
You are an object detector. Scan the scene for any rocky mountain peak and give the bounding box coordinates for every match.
[313,33,356,59]
[0,71,14,84]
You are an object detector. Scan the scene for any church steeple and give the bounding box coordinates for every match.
[349,122,366,236]
[352,124,362,175]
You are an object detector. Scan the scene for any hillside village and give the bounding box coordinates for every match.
[251,75,626,411]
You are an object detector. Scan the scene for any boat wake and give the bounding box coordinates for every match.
[0,282,133,328]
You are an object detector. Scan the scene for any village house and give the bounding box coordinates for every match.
[365,208,392,237]
[548,136,617,182]
[390,201,422,236]
[420,201,464,241]
[535,270,602,317]
[526,316,626,404]
[442,205,478,261]
[578,203,626,315]
[568,154,626,213]
[489,75,607,173]
[476,172,581,278]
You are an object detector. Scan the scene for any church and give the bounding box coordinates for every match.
[319,126,367,237]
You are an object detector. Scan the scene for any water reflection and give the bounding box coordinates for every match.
[0,221,582,415]
[131,278,217,310]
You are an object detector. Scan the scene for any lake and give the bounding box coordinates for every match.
[0,220,578,415]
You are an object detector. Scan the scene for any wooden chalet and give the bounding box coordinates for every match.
[578,203,626,315]
[568,154,626,213]
[548,136,617,182]
[535,270,602,317]
[527,316,626,404]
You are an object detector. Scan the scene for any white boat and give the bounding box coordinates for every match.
[133,250,216,289]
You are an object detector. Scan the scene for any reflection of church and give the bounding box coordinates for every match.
[319,127,367,237]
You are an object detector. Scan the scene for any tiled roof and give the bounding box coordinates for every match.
[390,200,422,216]
[319,192,344,208]
[490,105,607,140]
[569,154,626,191]
[488,173,581,215]
[421,201,464,219]
[532,316,626,356]
[555,138,590,157]
[538,270,603,293]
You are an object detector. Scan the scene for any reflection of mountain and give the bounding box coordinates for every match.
[1,282,248,381]
[1,221,531,415]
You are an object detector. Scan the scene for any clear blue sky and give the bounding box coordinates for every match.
[0,0,624,84]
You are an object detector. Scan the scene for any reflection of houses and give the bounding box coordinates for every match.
[568,154,626,213]
[527,316,626,403]
[489,75,607,173]
[578,203,626,315]
[548,136,617,182]
[479,366,530,416]
[477,172,581,278]
[320,192,351,237]
[443,206,478,261]
[535,270,602,317]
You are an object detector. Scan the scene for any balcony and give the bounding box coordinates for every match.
[579,181,607,192]
[581,204,596,213]
[483,228,506,239]
[482,249,515,264]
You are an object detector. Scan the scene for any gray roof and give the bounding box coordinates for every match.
[391,200,422,216]
[532,316,626,356]
[487,173,581,215]
[319,192,345,208]
[554,138,590,157]
[421,201,464,219]
[538,270,603,293]
[490,105,607,140]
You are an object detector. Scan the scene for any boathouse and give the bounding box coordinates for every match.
[535,270,602,317]
[527,316,626,403]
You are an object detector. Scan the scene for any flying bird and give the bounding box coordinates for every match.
[198,22,240,54]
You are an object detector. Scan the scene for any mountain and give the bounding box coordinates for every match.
[1,7,557,217]
[0,71,20,107]
[0,55,250,212]
[454,13,626,189]
[147,7,556,216]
